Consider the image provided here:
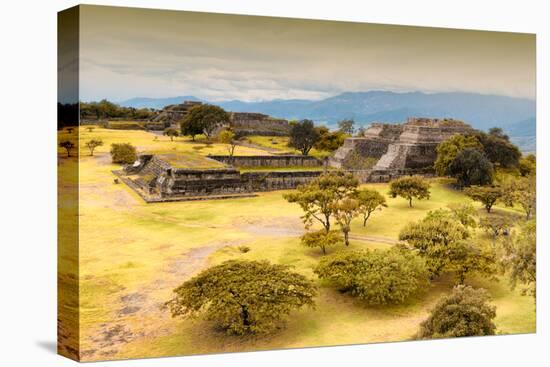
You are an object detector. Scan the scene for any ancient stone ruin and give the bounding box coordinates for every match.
[151,100,203,127]
[227,112,290,136]
[116,154,323,202]
[330,117,474,180]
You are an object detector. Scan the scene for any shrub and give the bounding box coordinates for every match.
[417,285,496,338]
[315,247,429,305]
[165,260,317,335]
[110,143,137,164]
[237,245,251,253]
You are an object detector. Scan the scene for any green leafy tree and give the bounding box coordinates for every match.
[165,260,317,335]
[337,119,355,135]
[518,154,536,177]
[448,203,478,229]
[448,148,494,187]
[417,285,496,338]
[472,131,521,168]
[434,135,483,176]
[85,139,103,156]
[163,127,180,141]
[464,185,503,213]
[355,189,387,226]
[488,127,510,141]
[86,126,95,133]
[218,129,240,162]
[59,140,75,157]
[300,230,343,255]
[333,198,359,246]
[388,176,431,207]
[110,143,137,164]
[501,175,536,220]
[288,119,320,156]
[284,171,359,233]
[479,215,513,246]
[314,126,346,152]
[315,248,429,305]
[500,220,536,298]
[181,104,229,141]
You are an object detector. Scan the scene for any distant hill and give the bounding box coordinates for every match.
[505,117,536,153]
[118,95,204,109]
[118,90,536,151]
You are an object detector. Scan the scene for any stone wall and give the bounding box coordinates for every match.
[208,155,322,167]
[229,112,290,136]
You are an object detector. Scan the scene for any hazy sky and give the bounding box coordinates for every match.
[78,5,536,102]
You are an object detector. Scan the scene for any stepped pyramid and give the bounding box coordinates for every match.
[331,117,475,172]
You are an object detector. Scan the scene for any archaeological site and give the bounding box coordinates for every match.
[116,116,476,202]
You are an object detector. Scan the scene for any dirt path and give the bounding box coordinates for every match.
[81,240,245,360]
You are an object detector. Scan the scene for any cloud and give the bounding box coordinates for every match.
[78,5,536,102]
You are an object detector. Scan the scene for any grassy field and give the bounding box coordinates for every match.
[245,135,332,158]
[58,127,535,361]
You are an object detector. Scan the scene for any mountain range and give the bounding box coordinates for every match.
[118,91,536,152]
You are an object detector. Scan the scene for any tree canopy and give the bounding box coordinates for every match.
[471,131,521,169]
[300,230,343,255]
[315,247,429,305]
[110,143,137,164]
[288,119,320,156]
[314,126,346,152]
[355,189,387,226]
[448,148,494,187]
[85,139,103,156]
[59,140,75,157]
[180,104,229,141]
[163,127,180,141]
[337,119,355,135]
[417,285,496,338]
[434,134,483,176]
[464,185,503,213]
[165,260,317,335]
[388,176,430,207]
[284,170,359,233]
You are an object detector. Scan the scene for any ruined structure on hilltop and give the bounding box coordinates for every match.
[227,112,290,136]
[152,101,291,136]
[151,100,203,126]
[116,154,323,202]
[330,117,475,180]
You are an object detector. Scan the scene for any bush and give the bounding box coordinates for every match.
[165,260,317,335]
[417,285,496,338]
[314,247,429,305]
[237,245,251,253]
[110,143,137,164]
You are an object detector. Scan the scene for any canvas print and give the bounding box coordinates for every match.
[58,5,536,362]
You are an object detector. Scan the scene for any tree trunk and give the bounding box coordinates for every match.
[240,305,251,327]
[363,212,371,227]
[344,231,349,246]
[409,197,413,207]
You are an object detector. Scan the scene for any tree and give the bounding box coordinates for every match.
[417,285,496,338]
[518,154,536,177]
[163,127,180,141]
[337,119,355,135]
[500,220,536,298]
[288,119,320,156]
[284,171,359,233]
[470,131,521,168]
[333,198,359,246]
[448,148,494,187]
[86,126,95,133]
[399,214,470,280]
[434,134,483,176]
[501,175,536,220]
[85,139,103,156]
[218,129,239,162]
[315,248,429,305]
[314,126,346,152]
[165,260,317,335]
[448,203,478,229]
[488,127,510,141]
[181,104,229,141]
[59,140,75,157]
[464,185,503,213]
[355,189,387,226]
[479,215,513,246]
[300,230,343,255]
[110,143,137,164]
[388,176,430,207]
